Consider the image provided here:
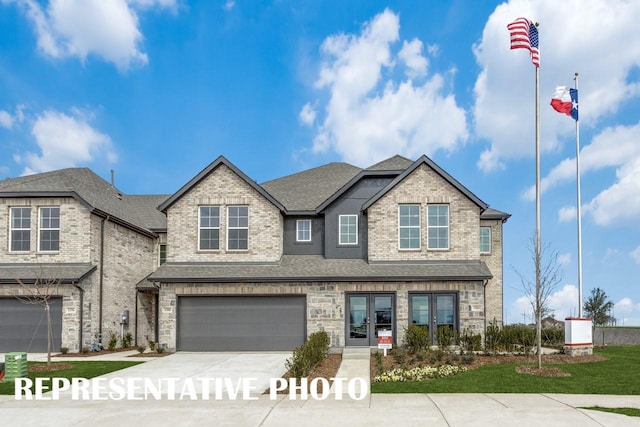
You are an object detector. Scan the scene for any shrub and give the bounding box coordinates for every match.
[59,347,69,354]
[81,347,89,354]
[459,328,482,352]
[285,331,330,378]
[148,340,156,352]
[121,332,133,349]
[542,327,564,347]
[107,332,118,351]
[485,320,502,353]
[136,346,145,354]
[392,347,408,367]
[404,325,431,352]
[436,326,457,351]
[374,351,384,376]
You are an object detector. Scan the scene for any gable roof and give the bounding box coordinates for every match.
[0,168,166,235]
[158,156,285,213]
[362,155,488,211]
[365,154,414,171]
[261,162,361,213]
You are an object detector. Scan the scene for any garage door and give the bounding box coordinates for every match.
[0,297,63,352]
[177,295,306,351]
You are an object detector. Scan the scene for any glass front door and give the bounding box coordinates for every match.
[409,293,457,345]
[346,293,394,346]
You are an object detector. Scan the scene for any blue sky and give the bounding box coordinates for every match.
[1,0,639,325]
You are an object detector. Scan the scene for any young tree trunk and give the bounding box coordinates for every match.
[46,303,52,366]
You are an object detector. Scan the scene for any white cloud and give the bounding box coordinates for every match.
[615,297,640,326]
[631,246,640,263]
[19,109,116,175]
[299,102,316,126]
[509,284,580,323]
[0,110,14,129]
[558,205,576,222]
[474,0,640,173]
[398,39,428,78]
[222,0,235,11]
[557,252,571,266]
[5,0,177,71]
[305,8,468,166]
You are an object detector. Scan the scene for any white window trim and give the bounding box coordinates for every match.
[338,214,358,245]
[9,206,31,253]
[480,226,491,254]
[398,204,421,250]
[227,205,249,251]
[296,219,312,242]
[38,206,60,253]
[427,204,449,251]
[198,205,220,251]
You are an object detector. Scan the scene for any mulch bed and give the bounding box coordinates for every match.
[267,353,342,394]
[370,351,608,379]
[29,363,75,373]
[127,352,171,357]
[54,348,133,357]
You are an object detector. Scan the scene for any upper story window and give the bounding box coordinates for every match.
[427,204,449,250]
[398,204,421,250]
[480,226,491,254]
[159,244,167,265]
[339,214,358,245]
[39,206,60,252]
[10,207,31,252]
[199,206,220,250]
[228,206,249,250]
[296,219,312,242]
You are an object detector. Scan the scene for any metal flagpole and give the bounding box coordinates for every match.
[574,72,583,318]
[534,24,542,366]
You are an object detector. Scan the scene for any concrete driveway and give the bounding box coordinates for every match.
[92,352,291,398]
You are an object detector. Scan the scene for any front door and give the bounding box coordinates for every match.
[346,293,394,346]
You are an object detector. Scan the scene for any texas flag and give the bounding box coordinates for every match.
[550,86,578,120]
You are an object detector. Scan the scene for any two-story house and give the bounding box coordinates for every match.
[0,168,166,352]
[0,154,509,353]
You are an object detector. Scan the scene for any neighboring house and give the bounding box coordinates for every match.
[0,154,509,353]
[0,168,167,352]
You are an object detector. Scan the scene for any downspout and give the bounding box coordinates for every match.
[73,283,84,352]
[134,289,139,347]
[482,278,489,350]
[99,216,110,344]
[154,283,160,345]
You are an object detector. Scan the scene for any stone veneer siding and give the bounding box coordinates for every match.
[166,164,283,263]
[158,280,486,350]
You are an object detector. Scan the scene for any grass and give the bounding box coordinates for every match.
[0,361,142,395]
[372,346,640,394]
[580,407,640,417]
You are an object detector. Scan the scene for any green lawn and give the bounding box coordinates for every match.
[581,407,640,417]
[372,346,640,394]
[0,361,142,395]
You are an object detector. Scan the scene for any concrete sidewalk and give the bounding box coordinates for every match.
[1,349,640,426]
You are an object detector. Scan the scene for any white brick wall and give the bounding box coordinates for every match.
[166,164,283,263]
[367,164,481,262]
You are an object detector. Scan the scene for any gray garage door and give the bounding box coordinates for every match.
[0,297,63,352]
[177,295,306,351]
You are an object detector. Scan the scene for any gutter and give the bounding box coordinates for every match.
[98,215,110,344]
[73,283,84,351]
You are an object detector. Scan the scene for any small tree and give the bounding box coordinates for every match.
[16,271,62,366]
[584,287,615,326]
[514,239,562,368]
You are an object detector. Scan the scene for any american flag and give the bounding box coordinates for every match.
[507,17,539,67]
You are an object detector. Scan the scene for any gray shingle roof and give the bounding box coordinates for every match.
[0,168,168,233]
[366,155,414,171]
[148,255,492,283]
[0,263,96,284]
[261,162,361,212]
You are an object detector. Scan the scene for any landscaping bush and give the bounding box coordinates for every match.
[436,326,457,351]
[107,332,118,351]
[459,328,482,352]
[484,320,502,353]
[121,332,133,349]
[284,331,330,378]
[59,347,69,354]
[502,324,536,353]
[404,325,431,352]
[542,327,564,347]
